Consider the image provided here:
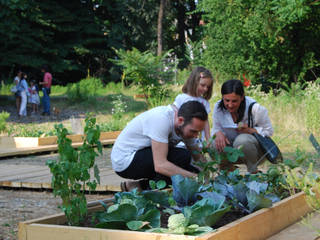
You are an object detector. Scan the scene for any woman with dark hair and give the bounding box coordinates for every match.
[212,79,273,173]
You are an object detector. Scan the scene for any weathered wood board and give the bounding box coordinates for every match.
[0,164,122,191]
[18,191,315,240]
[0,131,121,158]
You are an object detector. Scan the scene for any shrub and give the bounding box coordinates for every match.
[0,111,10,134]
[112,48,174,107]
[67,77,103,102]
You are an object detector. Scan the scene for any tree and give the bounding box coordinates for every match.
[0,0,108,84]
[157,0,166,56]
[199,0,320,89]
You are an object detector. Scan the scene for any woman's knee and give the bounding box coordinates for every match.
[233,134,257,147]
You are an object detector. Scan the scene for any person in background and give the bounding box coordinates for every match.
[211,79,274,173]
[18,73,29,117]
[39,65,52,116]
[13,70,22,114]
[28,79,40,114]
[173,66,214,143]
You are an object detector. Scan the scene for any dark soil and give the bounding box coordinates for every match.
[213,210,248,229]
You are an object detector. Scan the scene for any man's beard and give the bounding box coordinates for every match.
[176,125,184,138]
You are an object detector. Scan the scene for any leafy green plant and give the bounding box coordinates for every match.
[95,188,170,231]
[195,138,244,184]
[171,175,230,227]
[112,47,174,106]
[0,111,10,134]
[46,115,102,226]
[284,162,320,237]
[66,77,103,102]
[214,172,280,214]
[171,175,201,207]
[148,213,213,235]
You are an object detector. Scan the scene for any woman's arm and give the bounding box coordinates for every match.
[204,120,211,141]
[251,104,273,136]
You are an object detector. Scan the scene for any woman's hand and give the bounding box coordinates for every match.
[215,131,230,152]
[237,123,257,134]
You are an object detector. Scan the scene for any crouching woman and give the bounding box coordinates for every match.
[211,79,273,173]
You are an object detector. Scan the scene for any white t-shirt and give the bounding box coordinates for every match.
[212,96,273,143]
[111,105,197,172]
[174,93,211,114]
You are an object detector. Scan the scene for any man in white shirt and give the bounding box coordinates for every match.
[111,101,207,191]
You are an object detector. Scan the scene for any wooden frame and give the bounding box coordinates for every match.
[18,191,314,240]
[0,131,121,158]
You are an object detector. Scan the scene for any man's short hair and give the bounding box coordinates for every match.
[178,101,208,125]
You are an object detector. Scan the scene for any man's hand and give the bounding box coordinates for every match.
[151,140,197,178]
[214,131,230,152]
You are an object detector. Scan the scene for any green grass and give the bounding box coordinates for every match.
[1,77,319,164]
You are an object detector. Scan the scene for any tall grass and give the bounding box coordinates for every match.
[246,82,320,153]
[2,72,319,159]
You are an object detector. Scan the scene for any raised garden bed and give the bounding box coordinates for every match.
[0,131,121,157]
[18,191,313,240]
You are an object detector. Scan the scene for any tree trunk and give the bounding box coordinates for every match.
[157,0,166,56]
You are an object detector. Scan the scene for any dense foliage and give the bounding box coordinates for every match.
[0,0,202,83]
[199,0,320,89]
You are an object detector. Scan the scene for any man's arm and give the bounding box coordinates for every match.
[151,140,197,178]
[186,143,207,163]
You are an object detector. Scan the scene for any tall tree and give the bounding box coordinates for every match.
[199,0,320,88]
[157,0,166,56]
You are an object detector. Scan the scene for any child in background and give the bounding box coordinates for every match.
[29,80,40,114]
[173,66,214,142]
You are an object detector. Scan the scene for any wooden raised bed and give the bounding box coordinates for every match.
[18,191,314,240]
[0,131,121,158]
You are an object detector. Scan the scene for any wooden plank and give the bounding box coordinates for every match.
[100,131,121,140]
[24,224,196,240]
[199,191,312,240]
[0,166,49,181]
[0,137,38,148]
[37,131,119,146]
[0,139,115,158]
[21,182,43,189]
[0,163,121,191]
[18,192,314,240]
[0,181,22,187]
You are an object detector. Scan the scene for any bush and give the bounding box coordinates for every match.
[0,111,10,134]
[112,48,174,107]
[67,77,103,102]
[200,0,320,87]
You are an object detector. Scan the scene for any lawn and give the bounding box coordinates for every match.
[0,79,319,167]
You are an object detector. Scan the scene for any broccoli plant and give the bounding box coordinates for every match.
[147,213,213,235]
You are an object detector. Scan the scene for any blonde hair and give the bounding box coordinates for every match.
[182,66,214,100]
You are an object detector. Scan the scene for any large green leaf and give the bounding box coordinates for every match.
[247,190,272,212]
[171,175,201,207]
[138,209,161,228]
[185,198,231,226]
[98,203,138,223]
